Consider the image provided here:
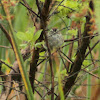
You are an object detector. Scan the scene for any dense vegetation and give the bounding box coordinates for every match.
[0,0,100,100]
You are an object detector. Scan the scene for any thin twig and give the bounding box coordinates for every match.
[0,23,13,49]
[66,36,74,71]
[20,1,40,18]
[0,45,12,49]
[0,60,17,73]
[85,40,100,58]
[88,45,95,66]
[36,0,41,16]
[49,0,64,18]
[0,83,26,94]
[83,69,100,79]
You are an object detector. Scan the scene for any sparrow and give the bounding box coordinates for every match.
[47,28,64,50]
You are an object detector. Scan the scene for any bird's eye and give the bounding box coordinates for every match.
[53,28,57,32]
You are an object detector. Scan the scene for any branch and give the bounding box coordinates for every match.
[20,1,40,18]
[0,24,13,49]
[56,14,91,100]
[36,0,41,16]
[29,1,54,100]
[0,60,16,72]
[40,0,54,100]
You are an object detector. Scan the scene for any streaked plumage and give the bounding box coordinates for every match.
[47,28,64,49]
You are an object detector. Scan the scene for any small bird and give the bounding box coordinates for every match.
[47,28,64,50]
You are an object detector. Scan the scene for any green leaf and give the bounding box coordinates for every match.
[20,43,27,47]
[16,32,27,41]
[58,0,81,15]
[25,27,35,41]
[16,27,35,42]
[35,41,44,49]
[40,0,45,2]
[60,69,68,76]
[68,29,78,35]
[33,29,42,42]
